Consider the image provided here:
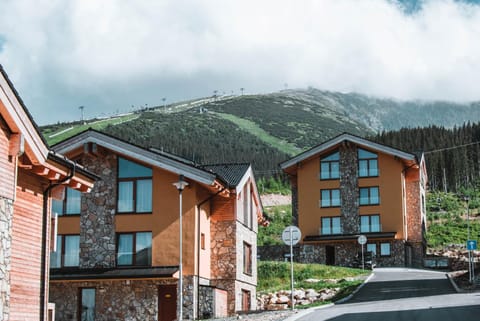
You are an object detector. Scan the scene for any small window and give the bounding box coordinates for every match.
[320,151,340,180]
[117,232,152,266]
[242,289,251,311]
[320,189,341,207]
[51,188,81,216]
[243,242,252,275]
[359,187,379,205]
[367,243,377,256]
[117,157,153,214]
[321,217,341,235]
[358,148,378,177]
[201,233,205,250]
[80,288,96,321]
[380,243,391,256]
[360,215,381,233]
[50,234,80,268]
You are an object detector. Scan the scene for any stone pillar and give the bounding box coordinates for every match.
[0,197,13,321]
[339,143,359,234]
[79,152,117,268]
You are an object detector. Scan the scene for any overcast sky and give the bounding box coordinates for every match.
[1,0,480,125]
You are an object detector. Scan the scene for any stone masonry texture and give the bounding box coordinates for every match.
[339,143,359,235]
[78,151,117,268]
[0,197,13,321]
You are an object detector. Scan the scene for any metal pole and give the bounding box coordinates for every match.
[290,227,294,310]
[179,189,183,320]
[361,243,365,270]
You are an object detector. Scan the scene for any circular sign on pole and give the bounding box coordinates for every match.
[282,226,302,246]
[357,235,367,245]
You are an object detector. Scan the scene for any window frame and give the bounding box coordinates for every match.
[359,186,380,206]
[52,187,82,216]
[320,151,340,180]
[51,234,80,268]
[243,242,252,276]
[79,288,96,321]
[116,231,152,267]
[380,242,391,257]
[116,157,153,214]
[321,216,342,235]
[320,189,341,208]
[360,214,381,233]
[358,148,379,178]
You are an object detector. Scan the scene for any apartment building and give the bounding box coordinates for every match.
[280,133,427,267]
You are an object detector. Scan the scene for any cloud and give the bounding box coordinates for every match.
[1,0,480,124]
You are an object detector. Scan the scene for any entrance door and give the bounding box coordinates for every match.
[326,246,335,265]
[158,285,177,321]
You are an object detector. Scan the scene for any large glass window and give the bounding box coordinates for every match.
[358,148,378,177]
[366,243,377,256]
[51,188,81,215]
[321,217,341,235]
[50,235,80,268]
[320,189,341,207]
[116,232,152,266]
[360,215,381,233]
[80,288,96,321]
[117,157,152,213]
[320,151,340,180]
[359,187,379,205]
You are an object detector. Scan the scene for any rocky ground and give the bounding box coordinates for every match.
[260,194,291,207]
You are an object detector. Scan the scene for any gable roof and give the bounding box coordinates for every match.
[280,132,417,171]
[203,163,251,188]
[52,129,228,187]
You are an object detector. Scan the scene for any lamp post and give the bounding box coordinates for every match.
[173,175,188,321]
[464,196,473,284]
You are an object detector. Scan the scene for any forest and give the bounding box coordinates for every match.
[373,122,480,192]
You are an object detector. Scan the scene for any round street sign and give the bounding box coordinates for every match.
[282,226,302,246]
[358,235,367,245]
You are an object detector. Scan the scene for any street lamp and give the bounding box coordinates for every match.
[463,196,474,284]
[173,175,189,320]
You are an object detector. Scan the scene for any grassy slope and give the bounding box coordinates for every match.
[43,114,139,146]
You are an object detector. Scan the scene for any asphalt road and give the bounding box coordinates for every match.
[293,268,480,321]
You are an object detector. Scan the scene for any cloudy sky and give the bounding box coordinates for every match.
[1,0,480,125]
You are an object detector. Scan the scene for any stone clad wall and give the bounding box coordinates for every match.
[50,279,175,321]
[0,197,13,321]
[339,144,359,234]
[79,151,117,268]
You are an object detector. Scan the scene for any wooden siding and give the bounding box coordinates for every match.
[211,197,235,222]
[0,124,15,200]
[9,170,46,321]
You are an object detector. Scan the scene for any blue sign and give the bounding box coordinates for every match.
[467,240,477,251]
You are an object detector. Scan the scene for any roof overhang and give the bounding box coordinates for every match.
[50,266,179,281]
[281,133,417,172]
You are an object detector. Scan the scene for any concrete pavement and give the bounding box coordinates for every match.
[287,268,480,321]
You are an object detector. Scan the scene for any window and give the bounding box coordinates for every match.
[366,243,377,256]
[242,289,251,311]
[243,242,252,275]
[117,232,152,266]
[201,233,205,250]
[360,215,381,233]
[320,189,341,207]
[320,151,340,180]
[117,157,152,213]
[80,288,95,321]
[321,217,341,235]
[51,188,81,215]
[243,184,252,229]
[50,234,80,268]
[359,187,379,205]
[358,148,378,177]
[380,242,391,256]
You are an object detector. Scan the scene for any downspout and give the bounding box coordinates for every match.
[196,187,226,319]
[40,163,76,321]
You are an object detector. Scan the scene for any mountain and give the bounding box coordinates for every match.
[41,88,480,178]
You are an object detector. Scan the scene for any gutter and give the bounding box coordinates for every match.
[40,163,76,321]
